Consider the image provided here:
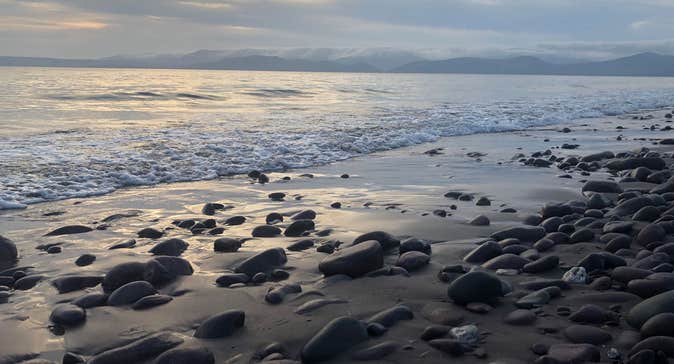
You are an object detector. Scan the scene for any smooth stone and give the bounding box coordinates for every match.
[132,294,173,310]
[235,248,287,276]
[287,239,315,252]
[193,310,245,338]
[51,275,102,293]
[284,220,315,237]
[88,332,183,364]
[49,304,86,326]
[399,238,432,255]
[265,284,301,304]
[295,298,348,315]
[301,317,369,363]
[367,305,414,327]
[0,235,18,264]
[291,210,316,220]
[627,291,674,329]
[75,254,96,267]
[629,336,674,357]
[562,267,588,284]
[252,225,282,237]
[447,271,504,305]
[463,241,502,263]
[351,341,399,361]
[14,275,43,290]
[641,313,674,337]
[582,180,623,194]
[109,239,136,250]
[396,251,430,271]
[635,224,666,246]
[352,231,400,250]
[536,343,600,364]
[534,238,556,252]
[482,254,529,270]
[469,215,490,226]
[149,238,188,256]
[523,255,559,273]
[421,325,450,341]
[72,292,108,308]
[428,339,471,356]
[137,227,163,239]
[156,347,215,364]
[570,228,595,243]
[224,216,246,225]
[108,281,157,306]
[268,192,286,201]
[319,240,383,278]
[44,225,92,236]
[564,325,612,345]
[214,238,241,252]
[515,288,555,308]
[504,309,537,325]
[491,226,546,242]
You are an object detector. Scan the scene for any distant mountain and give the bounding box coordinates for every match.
[392,52,674,76]
[2,51,674,76]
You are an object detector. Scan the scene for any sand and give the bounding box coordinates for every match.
[1,108,673,363]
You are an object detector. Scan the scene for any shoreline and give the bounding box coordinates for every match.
[1,108,674,363]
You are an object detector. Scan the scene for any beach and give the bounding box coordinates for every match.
[1,106,674,363]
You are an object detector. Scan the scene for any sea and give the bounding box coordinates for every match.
[2,66,674,209]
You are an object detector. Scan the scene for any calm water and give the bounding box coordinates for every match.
[2,67,674,208]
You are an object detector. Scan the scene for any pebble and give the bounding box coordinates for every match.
[75,254,96,267]
[564,325,612,345]
[399,238,432,255]
[107,281,157,306]
[447,271,504,305]
[193,310,245,338]
[463,241,502,263]
[504,309,537,325]
[44,225,93,236]
[235,248,287,276]
[0,235,18,264]
[132,294,173,310]
[396,251,430,271]
[214,237,242,252]
[224,216,246,225]
[367,305,414,327]
[156,347,215,364]
[469,215,490,226]
[450,324,480,345]
[252,225,282,237]
[88,332,183,364]
[149,238,188,256]
[319,240,383,278]
[284,220,315,237]
[301,317,369,363]
[49,304,86,326]
[562,266,588,284]
[627,290,674,329]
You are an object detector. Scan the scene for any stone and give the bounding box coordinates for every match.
[44,225,92,236]
[351,341,399,361]
[635,224,666,246]
[469,215,490,226]
[137,227,163,239]
[447,271,504,305]
[49,304,86,326]
[627,291,674,329]
[214,237,241,252]
[72,292,108,308]
[482,254,529,270]
[570,228,594,243]
[156,347,215,364]
[536,344,600,364]
[268,192,286,201]
[421,325,451,341]
[264,283,301,304]
[428,339,471,356]
[523,255,559,273]
[476,197,491,206]
[0,235,18,264]
[284,220,315,237]
[564,325,612,345]
[235,248,287,276]
[193,310,245,338]
[216,273,249,287]
[582,180,623,194]
[319,241,383,278]
[291,210,316,220]
[149,238,188,256]
[399,238,432,255]
[368,305,414,327]
[450,324,480,345]
[88,332,183,364]
[463,241,502,263]
[640,313,674,337]
[132,295,173,310]
[101,262,146,292]
[491,226,546,242]
[108,281,157,306]
[109,239,136,250]
[252,225,282,237]
[75,254,96,267]
[396,251,430,271]
[562,267,588,284]
[301,317,369,363]
[352,231,400,250]
[51,275,102,294]
[629,337,674,357]
[504,309,537,325]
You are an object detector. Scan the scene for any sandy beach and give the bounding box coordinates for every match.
[1,108,674,364]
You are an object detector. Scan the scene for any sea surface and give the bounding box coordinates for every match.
[1,67,674,209]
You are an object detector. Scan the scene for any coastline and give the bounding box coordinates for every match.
[1,108,674,363]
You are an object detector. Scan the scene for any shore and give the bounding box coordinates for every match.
[1,108,674,364]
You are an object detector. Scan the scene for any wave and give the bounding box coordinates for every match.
[46,91,218,102]
[2,87,674,209]
[243,88,310,98]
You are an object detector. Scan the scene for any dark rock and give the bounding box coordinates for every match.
[291,210,316,220]
[108,281,157,306]
[137,228,163,239]
[564,325,612,345]
[301,317,368,363]
[132,295,173,310]
[252,225,282,237]
[635,224,666,246]
[491,226,546,242]
[74,254,96,267]
[149,238,188,256]
[44,225,92,236]
[284,220,315,237]
[216,273,250,287]
[627,290,674,329]
[109,239,136,250]
[482,253,529,270]
[353,231,400,250]
[49,304,86,326]
[367,305,414,327]
[51,275,102,294]
[224,216,246,225]
[469,215,490,226]
[266,213,284,224]
[287,239,315,251]
[396,251,430,271]
[629,336,674,357]
[14,275,43,290]
[72,292,108,308]
[0,235,18,264]
[156,347,214,364]
[399,238,432,255]
[536,343,600,364]
[319,241,383,278]
[523,255,559,273]
[447,271,504,305]
[268,192,286,201]
[102,262,146,292]
[582,180,623,194]
[570,229,594,243]
[235,248,287,276]
[214,238,241,252]
[504,309,537,325]
[193,310,245,338]
[428,339,471,356]
[88,332,183,364]
[463,241,502,263]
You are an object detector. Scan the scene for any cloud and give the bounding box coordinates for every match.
[630,20,651,30]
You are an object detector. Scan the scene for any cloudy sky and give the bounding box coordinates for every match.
[2,0,674,60]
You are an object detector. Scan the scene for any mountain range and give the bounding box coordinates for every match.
[2,51,674,77]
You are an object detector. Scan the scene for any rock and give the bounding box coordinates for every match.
[541,203,575,219]
[476,197,491,206]
[149,238,188,256]
[581,151,615,162]
[137,227,163,239]
[421,325,451,341]
[252,225,282,237]
[44,225,92,236]
[428,339,471,356]
[466,302,493,313]
[582,180,623,194]
[628,291,674,329]
[352,231,400,250]
[367,305,414,327]
[75,254,96,267]
[49,304,86,326]
[635,224,666,246]
[504,309,537,325]
[102,262,147,292]
[265,283,301,304]
[606,157,666,171]
[268,192,286,201]
[469,215,490,226]
[216,273,250,287]
[606,235,632,253]
[72,292,108,308]
[569,304,615,324]
[491,226,546,242]
[629,336,674,357]
[0,235,18,264]
[641,313,674,337]
[14,274,43,290]
[607,196,654,217]
[287,239,315,252]
[564,325,612,345]
[224,216,246,225]
[108,281,157,306]
[284,220,315,237]
[295,298,348,315]
[193,310,245,338]
[482,254,529,270]
[447,271,504,305]
[515,287,557,308]
[396,251,430,271]
[51,275,102,293]
[523,255,559,273]
[235,248,287,276]
[291,210,316,220]
[214,237,241,252]
[634,206,661,222]
[156,347,215,364]
[570,228,594,243]
[88,332,183,364]
[109,239,136,250]
[534,238,556,252]
[450,324,480,345]
[562,267,588,284]
[319,241,383,278]
[399,238,432,255]
[132,295,173,310]
[351,341,399,361]
[536,343,600,364]
[463,241,502,263]
[301,317,369,363]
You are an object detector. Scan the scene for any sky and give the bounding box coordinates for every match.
[2,0,674,60]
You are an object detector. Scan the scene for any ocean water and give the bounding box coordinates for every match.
[1,67,674,209]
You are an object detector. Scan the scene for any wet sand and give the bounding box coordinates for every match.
[1,108,674,363]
